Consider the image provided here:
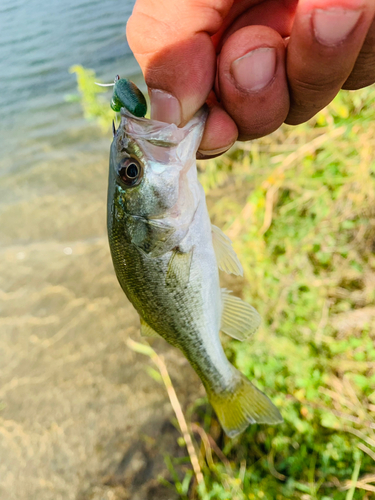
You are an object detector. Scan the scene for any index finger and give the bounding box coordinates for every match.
[126,0,234,125]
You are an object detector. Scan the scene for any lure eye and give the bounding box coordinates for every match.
[116,157,143,187]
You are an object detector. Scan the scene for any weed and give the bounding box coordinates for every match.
[196,86,375,499]
[73,68,375,499]
[69,65,115,131]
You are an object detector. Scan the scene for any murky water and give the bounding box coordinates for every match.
[0,2,195,498]
[0,0,144,172]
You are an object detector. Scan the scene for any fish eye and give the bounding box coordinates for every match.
[116,157,143,187]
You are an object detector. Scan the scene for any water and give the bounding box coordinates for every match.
[0,0,142,250]
[0,4,187,497]
[0,0,141,174]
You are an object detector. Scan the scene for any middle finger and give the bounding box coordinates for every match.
[218,25,289,140]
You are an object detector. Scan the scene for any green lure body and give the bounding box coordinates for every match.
[111,78,147,117]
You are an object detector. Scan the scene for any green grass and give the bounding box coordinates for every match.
[192,86,375,500]
[72,67,375,499]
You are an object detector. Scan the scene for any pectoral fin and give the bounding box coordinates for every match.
[126,215,175,257]
[140,318,160,338]
[211,225,243,276]
[221,289,261,341]
[166,248,193,289]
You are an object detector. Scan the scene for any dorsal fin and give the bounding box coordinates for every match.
[211,225,243,276]
[221,289,261,341]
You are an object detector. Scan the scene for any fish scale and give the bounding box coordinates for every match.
[107,105,283,437]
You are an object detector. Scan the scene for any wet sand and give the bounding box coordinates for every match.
[0,146,204,499]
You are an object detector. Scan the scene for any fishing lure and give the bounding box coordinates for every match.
[95,75,147,118]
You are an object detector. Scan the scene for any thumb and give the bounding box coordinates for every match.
[126,0,233,125]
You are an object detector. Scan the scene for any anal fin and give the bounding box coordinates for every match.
[221,289,261,341]
[211,224,243,276]
[140,318,160,338]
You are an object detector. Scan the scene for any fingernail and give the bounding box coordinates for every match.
[231,47,276,91]
[313,8,362,46]
[197,143,234,159]
[150,89,181,125]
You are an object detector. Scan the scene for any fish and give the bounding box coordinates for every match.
[107,106,283,437]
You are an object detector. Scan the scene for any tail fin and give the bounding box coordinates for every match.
[208,371,283,438]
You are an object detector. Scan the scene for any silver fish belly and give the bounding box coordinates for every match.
[107,107,282,437]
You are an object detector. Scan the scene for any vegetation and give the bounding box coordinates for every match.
[72,67,375,499]
[69,65,116,130]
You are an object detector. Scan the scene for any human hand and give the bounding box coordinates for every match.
[127,0,375,158]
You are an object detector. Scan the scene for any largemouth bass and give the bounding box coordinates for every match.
[107,107,282,437]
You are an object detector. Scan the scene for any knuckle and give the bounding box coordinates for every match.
[343,53,375,90]
[289,75,342,120]
[291,74,342,97]
[237,109,288,141]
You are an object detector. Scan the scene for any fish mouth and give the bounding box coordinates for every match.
[119,106,208,147]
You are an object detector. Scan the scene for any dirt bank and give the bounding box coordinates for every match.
[0,148,206,499]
